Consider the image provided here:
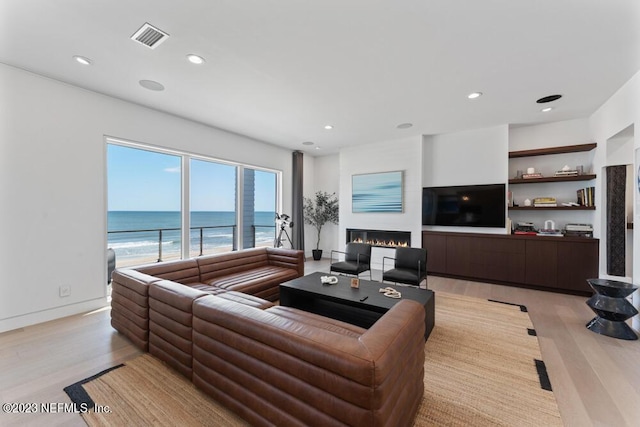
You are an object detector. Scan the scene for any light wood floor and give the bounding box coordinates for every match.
[1,259,639,427]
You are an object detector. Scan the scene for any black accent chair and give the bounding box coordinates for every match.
[382,247,427,288]
[330,243,372,279]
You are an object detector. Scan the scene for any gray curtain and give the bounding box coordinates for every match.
[291,151,305,252]
[606,165,626,276]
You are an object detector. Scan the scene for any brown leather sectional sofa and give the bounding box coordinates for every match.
[110,247,426,426]
[111,247,304,350]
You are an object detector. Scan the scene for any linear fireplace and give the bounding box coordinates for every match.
[346,228,411,248]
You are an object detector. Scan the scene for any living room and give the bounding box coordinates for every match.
[2,1,640,426]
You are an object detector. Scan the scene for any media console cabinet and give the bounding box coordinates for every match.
[423,230,598,295]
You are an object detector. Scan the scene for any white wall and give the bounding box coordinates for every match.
[509,119,592,151]
[422,125,509,234]
[0,63,294,332]
[339,136,423,268]
[589,69,640,332]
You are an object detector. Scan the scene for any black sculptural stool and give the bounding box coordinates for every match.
[586,278,638,340]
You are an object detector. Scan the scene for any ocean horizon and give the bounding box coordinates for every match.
[108,210,276,263]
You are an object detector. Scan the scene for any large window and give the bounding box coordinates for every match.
[107,144,182,267]
[107,140,280,267]
[190,159,237,257]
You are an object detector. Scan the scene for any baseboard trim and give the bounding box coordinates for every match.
[0,298,109,333]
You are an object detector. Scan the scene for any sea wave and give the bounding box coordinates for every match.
[109,240,174,249]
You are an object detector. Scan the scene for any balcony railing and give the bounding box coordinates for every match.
[108,224,276,266]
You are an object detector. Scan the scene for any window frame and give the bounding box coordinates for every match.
[106,137,282,263]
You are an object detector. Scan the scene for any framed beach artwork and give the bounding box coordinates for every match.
[352,171,404,213]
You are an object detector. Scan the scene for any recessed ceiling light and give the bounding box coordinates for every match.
[541,107,554,112]
[537,94,562,103]
[186,54,205,65]
[397,123,413,129]
[73,55,92,65]
[324,125,333,130]
[315,146,321,150]
[467,92,483,99]
[302,141,314,146]
[139,80,165,91]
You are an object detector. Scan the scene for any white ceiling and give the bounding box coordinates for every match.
[1,0,639,155]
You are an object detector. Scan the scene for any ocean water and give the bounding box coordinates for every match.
[108,211,276,263]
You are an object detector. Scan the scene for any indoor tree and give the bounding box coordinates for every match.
[303,191,339,260]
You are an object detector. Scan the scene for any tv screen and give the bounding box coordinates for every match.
[422,184,506,227]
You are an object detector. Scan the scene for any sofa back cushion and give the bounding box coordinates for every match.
[136,259,200,284]
[266,247,305,277]
[197,247,269,283]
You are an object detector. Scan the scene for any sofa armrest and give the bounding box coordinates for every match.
[111,269,161,351]
[266,247,304,277]
[359,300,425,383]
[112,269,160,297]
[358,300,426,426]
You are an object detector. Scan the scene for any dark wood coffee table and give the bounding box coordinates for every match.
[279,272,434,340]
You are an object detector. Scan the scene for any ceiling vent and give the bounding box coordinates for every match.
[131,23,169,49]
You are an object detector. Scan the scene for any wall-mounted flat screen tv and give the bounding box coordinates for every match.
[422,183,505,227]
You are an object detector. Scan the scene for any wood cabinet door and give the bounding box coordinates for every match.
[423,233,447,274]
[446,235,472,277]
[557,241,598,293]
[469,237,525,283]
[525,240,558,288]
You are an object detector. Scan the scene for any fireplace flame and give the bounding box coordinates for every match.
[351,237,409,248]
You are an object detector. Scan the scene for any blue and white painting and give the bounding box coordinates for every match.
[352,171,403,213]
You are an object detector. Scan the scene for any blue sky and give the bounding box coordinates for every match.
[107,144,276,211]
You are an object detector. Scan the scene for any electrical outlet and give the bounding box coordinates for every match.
[59,286,71,297]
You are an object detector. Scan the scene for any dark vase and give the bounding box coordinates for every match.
[312,249,323,261]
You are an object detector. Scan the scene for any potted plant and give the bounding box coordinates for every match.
[303,191,339,260]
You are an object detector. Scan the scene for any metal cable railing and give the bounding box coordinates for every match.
[108,224,276,263]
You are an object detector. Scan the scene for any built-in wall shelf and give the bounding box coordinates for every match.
[508,143,597,212]
[509,174,596,184]
[509,143,597,158]
[509,206,596,211]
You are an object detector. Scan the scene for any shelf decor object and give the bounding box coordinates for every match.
[586,278,638,340]
[352,171,403,213]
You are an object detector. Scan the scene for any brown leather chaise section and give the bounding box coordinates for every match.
[191,296,425,427]
[197,248,302,301]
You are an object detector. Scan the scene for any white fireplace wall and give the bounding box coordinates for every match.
[339,136,423,269]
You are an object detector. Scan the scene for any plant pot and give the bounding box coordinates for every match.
[312,249,323,261]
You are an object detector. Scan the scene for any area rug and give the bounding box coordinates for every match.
[415,293,562,426]
[64,293,562,426]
